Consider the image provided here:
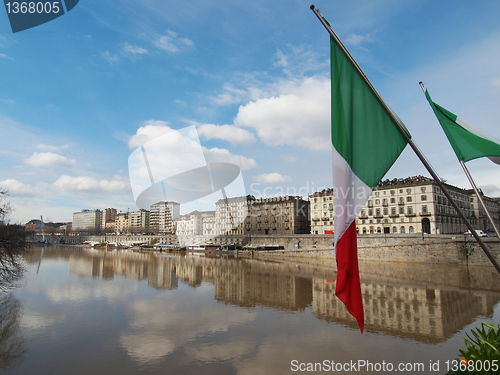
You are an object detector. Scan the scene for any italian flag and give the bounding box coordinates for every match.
[423,86,500,165]
[330,36,409,333]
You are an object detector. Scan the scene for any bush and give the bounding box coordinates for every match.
[447,322,500,375]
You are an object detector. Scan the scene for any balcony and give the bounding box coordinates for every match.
[419,212,431,216]
[374,215,384,219]
[322,217,329,221]
[405,213,416,217]
[359,215,368,219]
[389,214,399,218]
[312,218,320,221]
[398,202,405,206]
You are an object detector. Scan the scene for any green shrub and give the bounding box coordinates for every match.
[447,322,500,375]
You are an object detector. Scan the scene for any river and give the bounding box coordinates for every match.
[2,245,500,374]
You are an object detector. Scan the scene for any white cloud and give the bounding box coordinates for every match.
[252,173,292,184]
[0,53,13,60]
[273,45,327,77]
[345,33,374,46]
[128,120,173,149]
[52,175,130,193]
[202,147,257,170]
[35,143,69,151]
[0,179,47,197]
[210,85,248,105]
[0,99,14,107]
[234,77,331,151]
[490,77,500,88]
[25,152,75,168]
[197,124,256,145]
[121,42,148,56]
[154,30,194,53]
[101,50,120,64]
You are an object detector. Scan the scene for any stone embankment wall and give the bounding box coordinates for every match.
[32,233,500,266]
[248,234,500,267]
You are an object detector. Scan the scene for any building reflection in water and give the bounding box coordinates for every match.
[65,248,500,343]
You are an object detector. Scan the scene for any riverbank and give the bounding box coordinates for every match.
[30,233,500,266]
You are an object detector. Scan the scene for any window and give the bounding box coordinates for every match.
[369,209,373,216]
[375,199,380,205]
[400,226,406,233]
[392,226,397,233]
[383,198,388,206]
[407,196,412,202]
[407,188,412,194]
[421,187,426,193]
[383,208,388,215]
[390,190,395,196]
[399,207,404,214]
[376,208,381,216]
[409,226,414,233]
[390,197,396,203]
[421,195,427,201]
[407,207,413,214]
[391,207,396,215]
[422,205,428,213]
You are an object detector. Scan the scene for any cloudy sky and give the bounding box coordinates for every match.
[1,0,500,222]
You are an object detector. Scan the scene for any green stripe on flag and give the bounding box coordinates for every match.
[330,37,408,188]
[424,89,500,163]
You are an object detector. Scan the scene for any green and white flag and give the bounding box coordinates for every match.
[423,86,500,164]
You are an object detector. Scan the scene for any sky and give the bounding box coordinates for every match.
[1,0,500,223]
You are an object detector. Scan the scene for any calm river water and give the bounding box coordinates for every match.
[2,245,500,374]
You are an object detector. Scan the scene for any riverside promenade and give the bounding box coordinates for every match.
[33,233,500,267]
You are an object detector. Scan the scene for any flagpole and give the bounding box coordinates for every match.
[311,5,500,274]
[460,159,500,239]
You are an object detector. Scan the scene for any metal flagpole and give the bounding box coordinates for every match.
[460,159,500,239]
[311,5,500,274]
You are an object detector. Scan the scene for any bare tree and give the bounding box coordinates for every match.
[0,190,27,292]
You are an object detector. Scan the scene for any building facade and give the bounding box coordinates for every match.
[101,208,117,229]
[310,176,492,235]
[215,196,251,235]
[72,209,102,232]
[468,191,500,232]
[128,209,150,234]
[116,213,129,234]
[150,201,180,234]
[244,196,310,235]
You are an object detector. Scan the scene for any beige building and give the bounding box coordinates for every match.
[101,208,117,229]
[128,209,150,234]
[72,209,102,232]
[116,213,129,234]
[244,196,310,235]
[309,189,334,235]
[215,196,251,235]
[310,176,493,235]
[150,201,180,234]
[202,211,216,236]
[468,191,500,232]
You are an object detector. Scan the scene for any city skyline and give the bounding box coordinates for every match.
[1,1,500,223]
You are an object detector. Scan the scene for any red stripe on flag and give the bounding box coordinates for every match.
[335,221,364,333]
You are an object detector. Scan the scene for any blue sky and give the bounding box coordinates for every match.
[1,0,500,222]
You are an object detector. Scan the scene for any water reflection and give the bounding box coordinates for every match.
[13,246,500,374]
[27,246,500,343]
[0,293,26,370]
